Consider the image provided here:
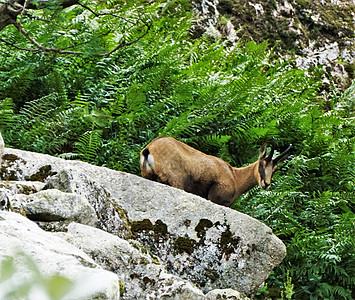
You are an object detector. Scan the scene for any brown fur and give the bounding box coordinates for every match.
[140,137,291,207]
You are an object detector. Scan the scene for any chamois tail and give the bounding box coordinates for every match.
[140,148,155,174]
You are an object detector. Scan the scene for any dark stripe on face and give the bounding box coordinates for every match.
[259,161,266,180]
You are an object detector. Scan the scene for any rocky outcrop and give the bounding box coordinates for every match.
[193,0,355,90]
[0,147,286,299]
[0,211,121,300]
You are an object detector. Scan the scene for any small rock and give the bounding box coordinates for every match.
[10,189,98,227]
[146,273,205,300]
[206,288,250,300]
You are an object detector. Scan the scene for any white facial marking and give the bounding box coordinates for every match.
[141,153,155,172]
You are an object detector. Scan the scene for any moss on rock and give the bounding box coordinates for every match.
[195,218,213,238]
[131,219,154,233]
[174,236,196,255]
[1,154,24,181]
[219,224,241,257]
[153,219,168,235]
[26,165,57,182]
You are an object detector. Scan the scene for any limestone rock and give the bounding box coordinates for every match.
[1,147,286,295]
[45,169,132,239]
[206,288,249,300]
[0,181,45,212]
[195,0,355,90]
[1,180,45,195]
[56,222,163,299]
[0,211,121,300]
[146,273,205,300]
[56,222,209,300]
[10,189,98,228]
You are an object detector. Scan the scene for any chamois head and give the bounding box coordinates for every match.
[257,138,292,190]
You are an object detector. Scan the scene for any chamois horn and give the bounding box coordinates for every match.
[273,143,293,165]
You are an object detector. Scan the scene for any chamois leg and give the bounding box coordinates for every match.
[157,173,184,190]
[207,183,234,207]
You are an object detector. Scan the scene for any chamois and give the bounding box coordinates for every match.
[140,137,292,207]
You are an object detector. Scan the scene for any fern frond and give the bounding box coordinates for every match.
[74,130,102,163]
[0,66,35,101]
[0,98,14,128]
[17,93,59,127]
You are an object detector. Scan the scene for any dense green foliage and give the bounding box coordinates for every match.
[0,1,354,299]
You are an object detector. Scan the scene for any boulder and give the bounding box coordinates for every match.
[1,147,286,296]
[56,222,206,299]
[0,210,249,300]
[10,189,98,227]
[0,210,121,300]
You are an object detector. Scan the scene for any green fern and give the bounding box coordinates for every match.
[0,98,14,128]
[0,66,35,103]
[23,95,58,122]
[74,130,102,163]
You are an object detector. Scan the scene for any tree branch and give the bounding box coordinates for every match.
[0,0,80,32]
[12,21,84,55]
[10,19,151,57]
[18,0,80,10]
[0,36,40,52]
[24,10,71,29]
[1,1,152,57]
[78,2,136,25]
[102,22,151,58]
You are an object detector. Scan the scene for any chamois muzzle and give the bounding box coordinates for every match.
[261,181,270,190]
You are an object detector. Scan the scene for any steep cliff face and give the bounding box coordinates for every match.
[0,147,286,299]
[193,0,355,90]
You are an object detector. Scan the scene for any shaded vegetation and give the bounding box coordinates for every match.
[0,0,354,299]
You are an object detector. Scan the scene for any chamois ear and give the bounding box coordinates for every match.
[265,137,275,162]
[273,144,293,165]
[259,143,267,159]
[259,138,275,161]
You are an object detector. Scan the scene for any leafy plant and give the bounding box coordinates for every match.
[0,98,14,129]
[283,270,295,299]
[74,130,103,162]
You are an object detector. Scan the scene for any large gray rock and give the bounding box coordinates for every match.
[10,189,98,227]
[0,211,121,300]
[56,222,206,300]
[1,147,286,295]
[0,210,245,300]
